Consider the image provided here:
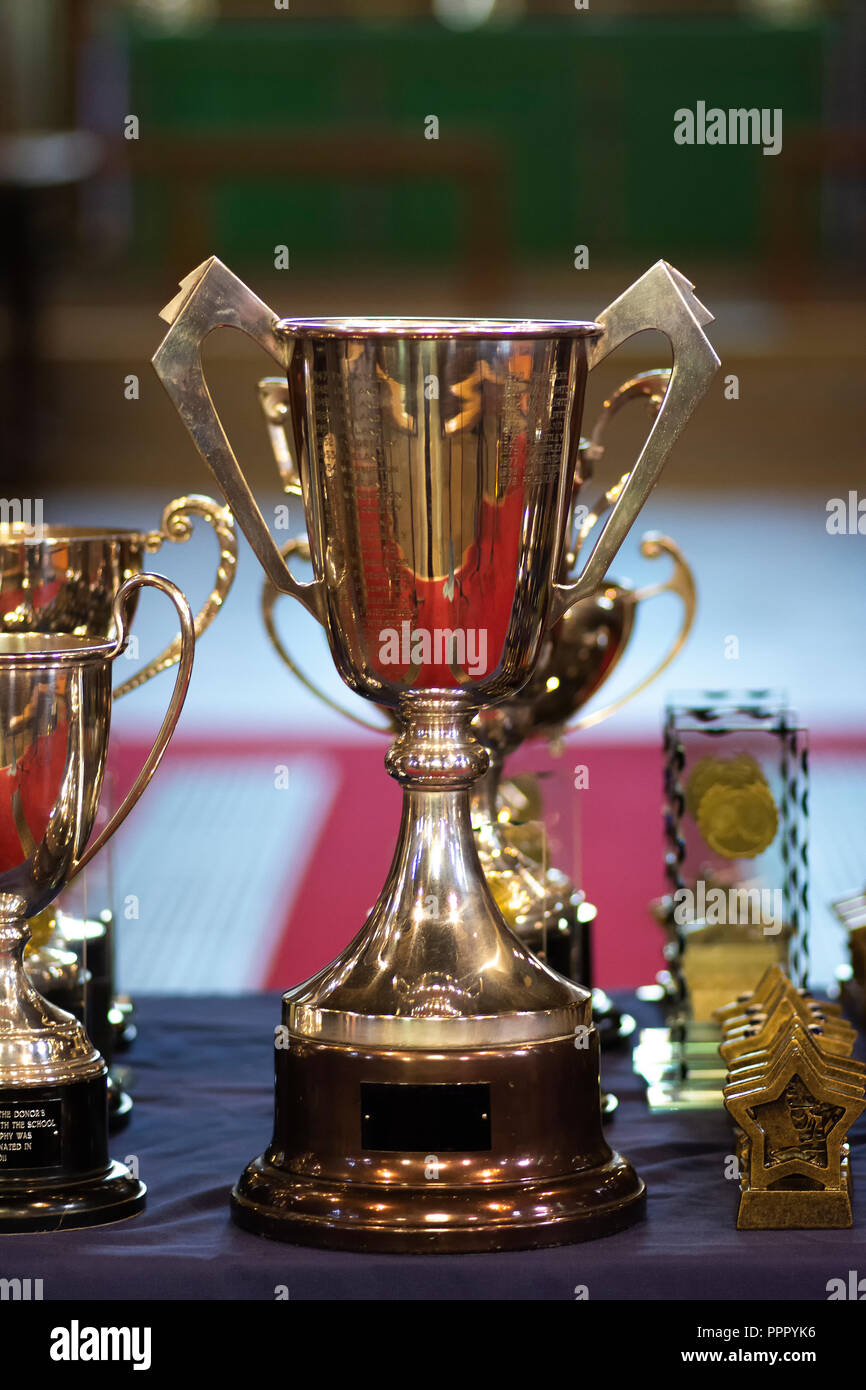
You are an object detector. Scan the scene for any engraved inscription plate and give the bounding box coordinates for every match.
[360,1082,492,1152]
[0,1097,62,1169]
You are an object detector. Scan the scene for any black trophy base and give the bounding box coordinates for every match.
[231,1030,645,1253]
[0,1160,146,1233]
[231,1153,644,1254]
[0,1075,145,1231]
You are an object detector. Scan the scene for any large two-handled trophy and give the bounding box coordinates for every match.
[0,574,194,1230]
[259,370,695,1029]
[154,256,718,1251]
[0,500,236,1127]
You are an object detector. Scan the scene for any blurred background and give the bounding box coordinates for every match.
[1,0,864,996]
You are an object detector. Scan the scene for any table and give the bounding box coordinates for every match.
[4,993,863,1301]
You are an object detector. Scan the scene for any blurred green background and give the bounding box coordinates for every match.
[0,0,863,495]
[126,19,824,265]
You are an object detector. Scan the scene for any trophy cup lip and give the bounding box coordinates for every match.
[0,524,148,547]
[275,315,603,340]
[0,631,116,663]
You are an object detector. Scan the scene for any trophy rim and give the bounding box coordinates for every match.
[0,631,116,663]
[275,315,603,340]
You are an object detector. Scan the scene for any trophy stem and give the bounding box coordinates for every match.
[386,693,489,790]
[378,697,498,986]
[0,909,33,1012]
[0,904,92,1067]
[281,694,587,1047]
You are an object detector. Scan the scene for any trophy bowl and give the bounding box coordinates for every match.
[153,255,718,1251]
[0,497,236,692]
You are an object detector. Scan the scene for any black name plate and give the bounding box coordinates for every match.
[0,1098,63,1170]
[361,1082,492,1153]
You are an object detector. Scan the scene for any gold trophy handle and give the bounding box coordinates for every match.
[113,494,236,698]
[151,256,325,625]
[263,539,390,736]
[573,370,672,558]
[71,573,195,879]
[258,378,302,497]
[549,261,719,626]
[570,532,696,733]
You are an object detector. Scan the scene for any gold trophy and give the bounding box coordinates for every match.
[259,371,695,1038]
[154,255,717,1251]
[0,499,236,1126]
[0,573,194,1230]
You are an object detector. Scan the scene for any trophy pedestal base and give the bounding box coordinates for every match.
[231,1030,645,1253]
[0,1075,145,1231]
[737,1159,854,1230]
[0,1160,146,1233]
[232,1154,644,1253]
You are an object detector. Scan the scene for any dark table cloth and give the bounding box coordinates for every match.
[4,993,865,1301]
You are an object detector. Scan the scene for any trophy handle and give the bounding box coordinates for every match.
[151,256,325,625]
[113,495,237,698]
[549,261,718,626]
[71,573,195,879]
[258,378,302,497]
[263,538,391,736]
[572,370,671,559]
[569,533,696,733]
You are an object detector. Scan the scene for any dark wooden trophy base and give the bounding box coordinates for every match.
[0,1075,145,1233]
[231,1028,645,1253]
